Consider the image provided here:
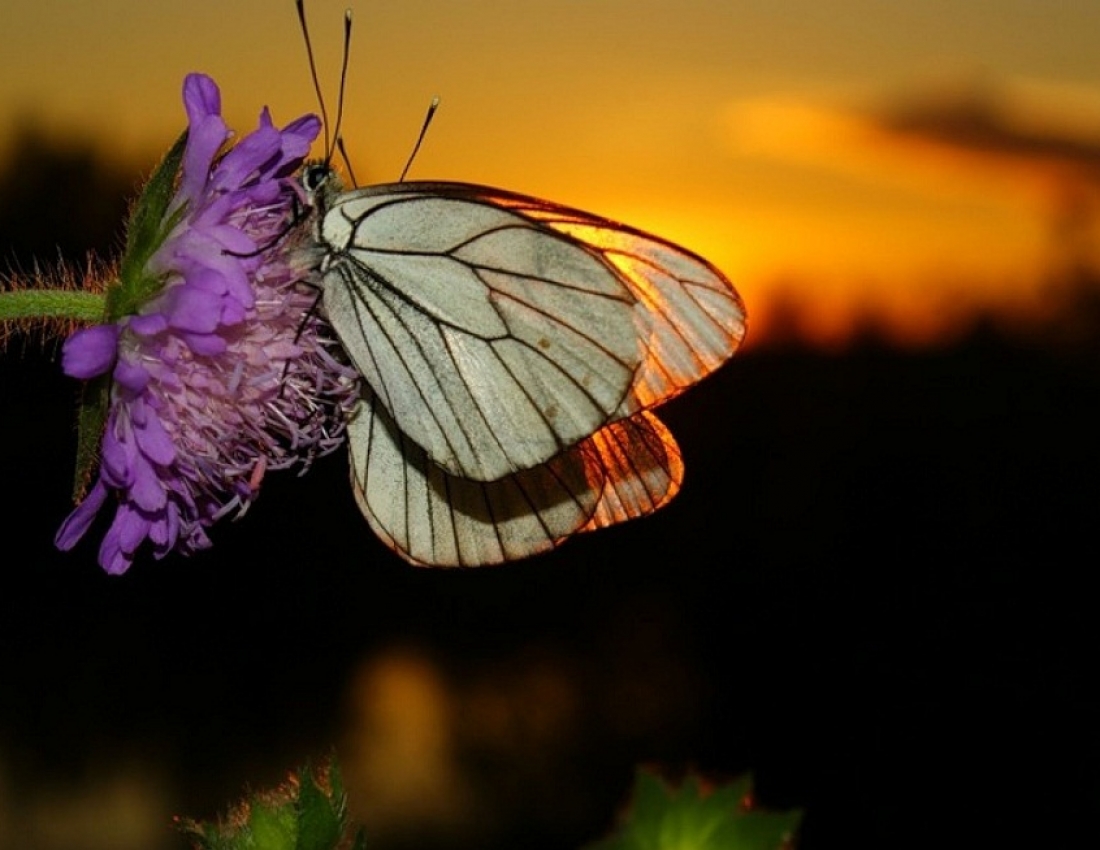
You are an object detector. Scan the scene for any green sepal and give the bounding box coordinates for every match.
[72,373,109,500]
[586,769,802,850]
[106,130,188,322]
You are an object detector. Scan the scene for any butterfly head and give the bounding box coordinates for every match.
[300,160,347,237]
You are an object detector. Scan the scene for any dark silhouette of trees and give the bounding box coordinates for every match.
[0,123,138,274]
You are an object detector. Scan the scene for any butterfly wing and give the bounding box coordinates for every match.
[349,182,748,414]
[319,188,643,483]
[318,182,745,484]
[520,204,747,413]
[347,386,682,567]
[578,409,683,533]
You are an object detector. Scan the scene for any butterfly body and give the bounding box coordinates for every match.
[303,170,745,566]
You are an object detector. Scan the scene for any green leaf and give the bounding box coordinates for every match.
[586,769,802,850]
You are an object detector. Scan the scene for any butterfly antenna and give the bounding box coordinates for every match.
[399,96,441,182]
[327,9,353,164]
[296,0,331,156]
[336,136,359,188]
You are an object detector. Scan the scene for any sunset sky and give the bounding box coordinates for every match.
[3,0,1100,345]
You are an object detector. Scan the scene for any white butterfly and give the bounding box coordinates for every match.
[303,170,746,567]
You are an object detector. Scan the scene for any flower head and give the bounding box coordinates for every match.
[55,73,359,574]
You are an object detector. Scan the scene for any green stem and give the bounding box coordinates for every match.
[0,289,106,323]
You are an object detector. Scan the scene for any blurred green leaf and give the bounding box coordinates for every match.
[295,766,343,850]
[586,768,802,850]
[179,758,364,850]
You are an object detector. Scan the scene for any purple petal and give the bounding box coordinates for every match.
[133,413,176,466]
[164,502,181,548]
[187,268,229,295]
[129,313,169,336]
[213,122,281,191]
[149,508,171,548]
[220,296,247,326]
[207,223,256,255]
[181,331,228,356]
[165,287,223,333]
[113,359,151,393]
[62,324,120,379]
[115,504,151,553]
[183,73,221,122]
[54,480,109,550]
[101,429,135,488]
[177,75,230,209]
[98,525,132,575]
[129,451,167,512]
[278,114,323,163]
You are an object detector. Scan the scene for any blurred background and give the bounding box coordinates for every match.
[1,1,1097,848]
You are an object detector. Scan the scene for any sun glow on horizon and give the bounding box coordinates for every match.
[4,1,1100,348]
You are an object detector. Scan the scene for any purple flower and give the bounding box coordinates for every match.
[55,73,359,574]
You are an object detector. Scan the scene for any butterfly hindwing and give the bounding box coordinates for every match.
[348,386,684,567]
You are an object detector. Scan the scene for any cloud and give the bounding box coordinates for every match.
[724,77,1100,201]
[875,79,1100,181]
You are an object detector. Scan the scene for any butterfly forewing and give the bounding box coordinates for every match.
[320,187,644,482]
[477,190,747,411]
[332,182,747,416]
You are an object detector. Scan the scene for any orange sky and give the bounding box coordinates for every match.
[3,0,1100,346]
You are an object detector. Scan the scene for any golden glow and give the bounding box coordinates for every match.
[342,649,473,838]
[3,1,1100,346]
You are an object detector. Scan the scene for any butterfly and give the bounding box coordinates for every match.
[294,2,744,567]
[302,171,745,567]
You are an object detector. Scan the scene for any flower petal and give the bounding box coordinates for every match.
[54,480,109,551]
[134,412,176,467]
[101,426,135,488]
[128,450,167,512]
[129,313,169,336]
[62,324,120,379]
[177,74,230,209]
[98,524,132,575]
[165,286,223,333]
[212,120,281,192]
[113,359,151,393]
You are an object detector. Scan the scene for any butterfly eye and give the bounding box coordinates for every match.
[302,163,331,193]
